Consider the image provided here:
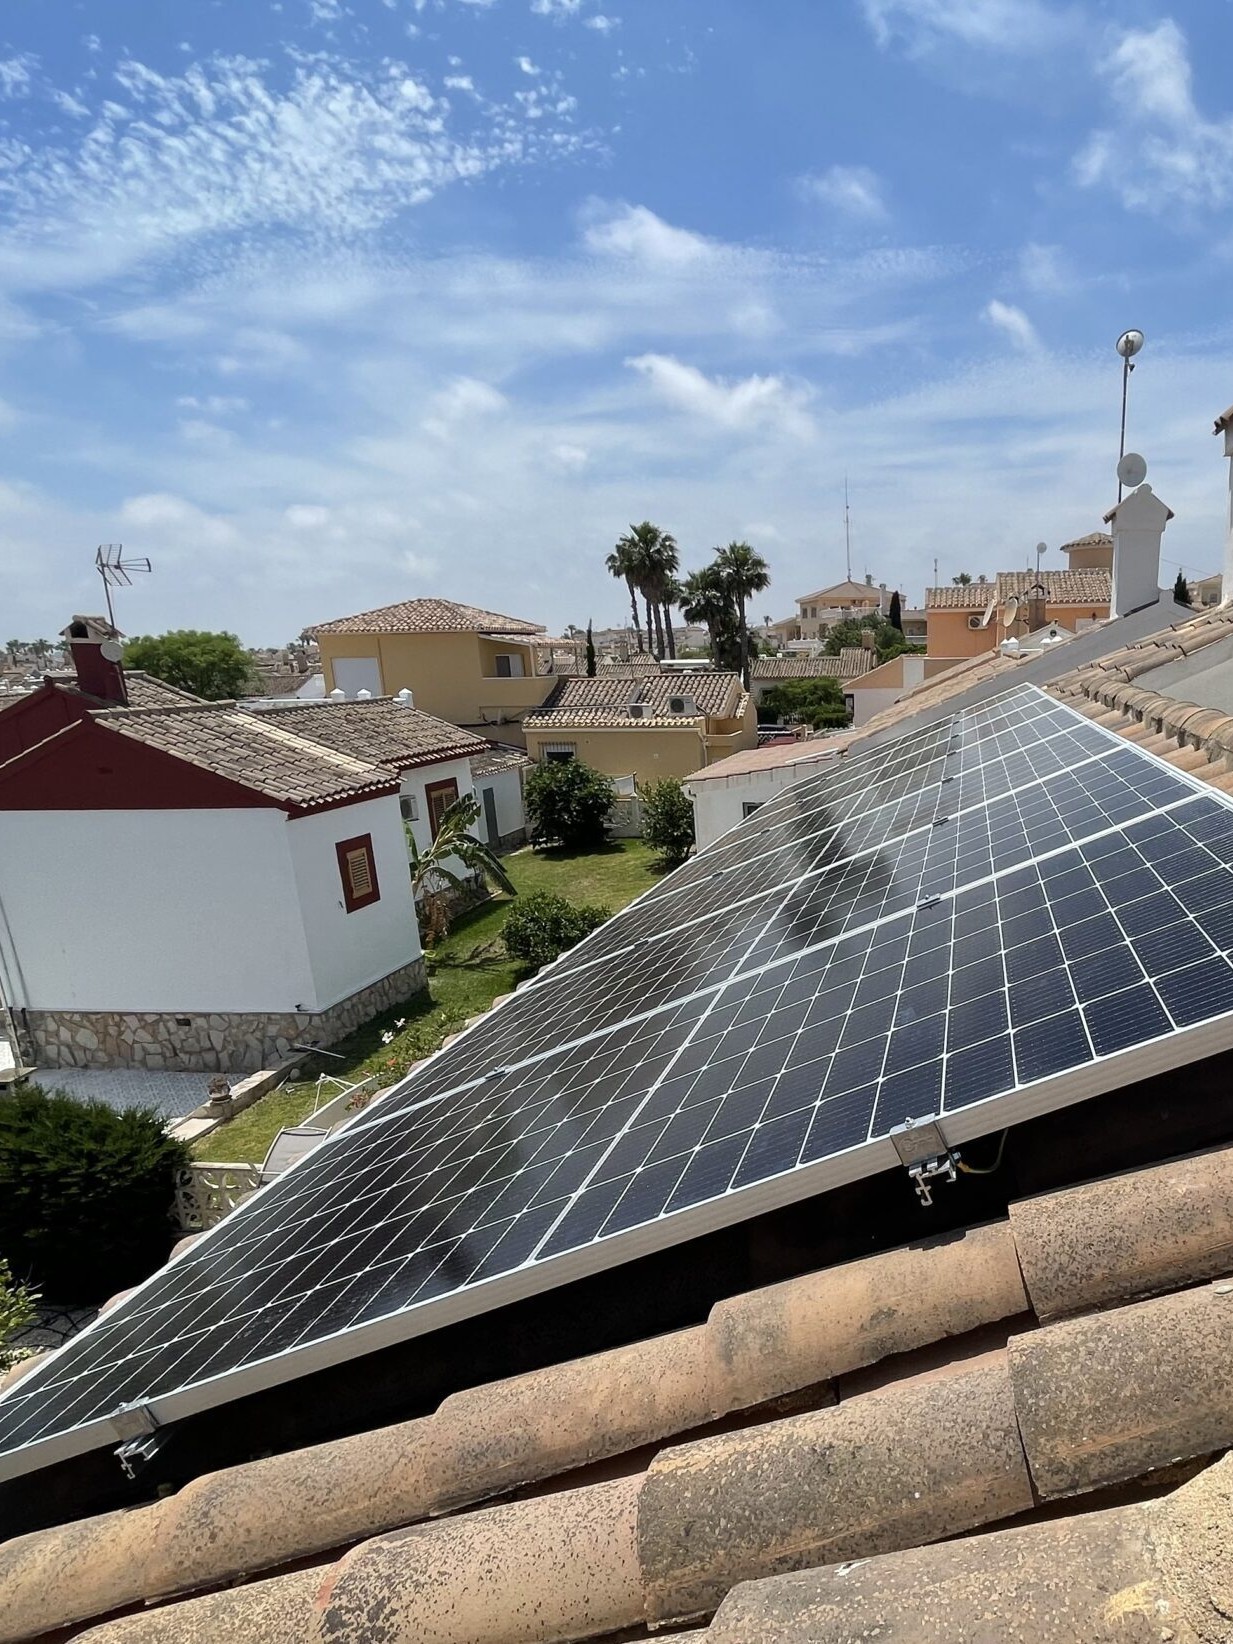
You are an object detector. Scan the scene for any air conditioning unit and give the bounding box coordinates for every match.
[399,795,419,821]
[967,614,983,630]
[628,703,647,718]
[668,694,695,714]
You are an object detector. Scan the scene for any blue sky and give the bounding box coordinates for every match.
[1,0,1232,644]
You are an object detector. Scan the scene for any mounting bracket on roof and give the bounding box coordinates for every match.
[109,1401,167,1479]
[890,1117,961,1208]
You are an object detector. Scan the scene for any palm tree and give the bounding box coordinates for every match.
[661,573,685,661]
[952,572,974,586]
[714,541,771,690]
[614,522,680,660]
[605,541,644,652]
[4,640,22,666]
[407,793,516,942]
[681,564,741,671]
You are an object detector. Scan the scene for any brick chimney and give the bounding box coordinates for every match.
[1215,403,1233,599]
[1103,484,1173,618]
[67,619,128,705]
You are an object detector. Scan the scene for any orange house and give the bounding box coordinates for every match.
[925,569,1112,658]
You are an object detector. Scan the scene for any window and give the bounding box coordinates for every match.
[742,801,764,818]
[425,777,460,837]
[336,834,380,913]
[493,653,525,678]
[541,742,577,763]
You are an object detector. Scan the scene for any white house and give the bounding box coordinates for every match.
[470,747,531,850]
[683,737,849,851]
[0,633,426,1074]
[843,654,968,728]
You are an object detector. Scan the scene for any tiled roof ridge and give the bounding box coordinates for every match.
[11,1142,1233,1642]
[310,598,546,637]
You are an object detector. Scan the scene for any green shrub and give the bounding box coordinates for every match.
[0,1257,37,1373]
[758,677,851,730]
[0,1086,190,1305]
[525,760,616,850]
[502,891,610,969]
[641,777,696,867]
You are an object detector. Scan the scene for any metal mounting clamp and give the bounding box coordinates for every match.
[890,1117,962,1207]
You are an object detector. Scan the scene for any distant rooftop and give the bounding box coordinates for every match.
[309,599,545,638]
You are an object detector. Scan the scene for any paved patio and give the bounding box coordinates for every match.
[31,1067,241,1122]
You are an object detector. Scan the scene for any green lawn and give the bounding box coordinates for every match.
[196,840,662,1163]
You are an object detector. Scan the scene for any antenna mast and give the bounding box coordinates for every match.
[844,477,852,583]
[95,545,152,637]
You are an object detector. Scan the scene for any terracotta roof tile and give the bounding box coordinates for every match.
[251,698,486,772]
[470,748,532,779]
[751,649,876,681]
[925,571,1111,611]
[43,670,204,709]
[524,670,746,729]
[1059,530,1112,552]
[92,703,398,808]
[794,579,885,604]
[310,598,545,637]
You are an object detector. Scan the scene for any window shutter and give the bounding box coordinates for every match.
[336,834,381,912]
[346,849,373,899]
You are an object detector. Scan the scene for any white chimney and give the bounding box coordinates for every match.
[1216,403,1233,599]
[1103,483,1173,618]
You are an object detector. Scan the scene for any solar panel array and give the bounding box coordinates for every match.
[6,682,1233,1478]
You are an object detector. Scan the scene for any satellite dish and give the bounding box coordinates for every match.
[100,639,124,663]
[1117,451,1147,489]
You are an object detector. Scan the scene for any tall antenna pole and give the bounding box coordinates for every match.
[1116,330,1144,502]
[844,476,852,583]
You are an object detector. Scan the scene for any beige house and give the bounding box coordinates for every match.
[309,598,580,744]
[768,575,891,645]
[523,670,756,786]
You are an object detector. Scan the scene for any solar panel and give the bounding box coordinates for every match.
[6,682,1233,1481]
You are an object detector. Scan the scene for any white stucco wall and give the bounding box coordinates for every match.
[0,809,317,1014]
[474,765,525,842]
[287,795,421,1010]
[847,685,905,728]
[400,756,477,861]
[686,760,839,853]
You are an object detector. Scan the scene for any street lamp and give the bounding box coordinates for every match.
[1116,330,1145,500]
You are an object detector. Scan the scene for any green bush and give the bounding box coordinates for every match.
[0,1086,190,1305]
[525,759,616,849]
[0,1257,37,1373]
[641,777,696,867]
[502,891,610,969]
[758,677,851,730]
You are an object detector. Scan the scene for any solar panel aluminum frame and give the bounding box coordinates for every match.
[6,686,1233,1483]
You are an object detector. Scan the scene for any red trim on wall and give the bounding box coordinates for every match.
[0,719,283,811]
[424,777,460,838]
[0,685,90,766]
[336,833,381,912]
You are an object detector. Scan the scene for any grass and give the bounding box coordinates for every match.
[196,839,662,1164]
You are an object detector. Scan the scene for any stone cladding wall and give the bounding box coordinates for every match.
[25,958,429,1074]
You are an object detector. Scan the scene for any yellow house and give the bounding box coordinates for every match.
[309,598,578,743]
[523,670,757,787]
[925,570,1111,658]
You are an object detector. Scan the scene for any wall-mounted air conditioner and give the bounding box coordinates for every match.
[967,615,983,630]
[628,703,647,718]
[399,795,419,821]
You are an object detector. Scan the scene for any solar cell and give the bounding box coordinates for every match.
[7,683,1233,1482]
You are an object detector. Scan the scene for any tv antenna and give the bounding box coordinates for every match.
[843,476,852,583]
[95,544,152,636]
[1115,329,1145,501]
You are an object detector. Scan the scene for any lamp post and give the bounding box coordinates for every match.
[1116,330,1145,501]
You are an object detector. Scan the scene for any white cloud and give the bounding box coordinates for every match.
[1076,21,1233,213]
[581,201,713,266]
[548,441,589,469]
[175,394,249,415]
[118,492,237,550]
[1018,242,1070,296]
[178,418,233,446]
[0,48,584,294]
[531,0,583,14]
[625,353,813,436]
[516,56,541,75]
[0,56,35,98]
[584,15,620,32]
[421,376,508,437]
[797,164,887,220]
[285,504,331,528]
[444,74,475,91]
[862,0,1073,54]
[982,298,1039,351]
